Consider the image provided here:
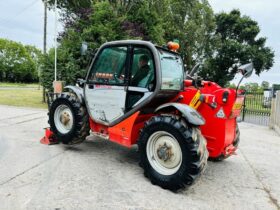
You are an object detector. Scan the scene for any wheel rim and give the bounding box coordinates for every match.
[54,104,74,134]
[146,131,182,176]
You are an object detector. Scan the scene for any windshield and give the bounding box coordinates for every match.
[88,46,127,85]
[158,49,184,90]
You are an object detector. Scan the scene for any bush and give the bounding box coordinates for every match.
[40,47,88,91]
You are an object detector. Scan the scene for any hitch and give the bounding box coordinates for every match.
[40,128,59,145]
[224,144,237,156]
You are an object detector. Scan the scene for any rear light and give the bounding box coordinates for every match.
[200,94,217,109]
[222,91,229,103]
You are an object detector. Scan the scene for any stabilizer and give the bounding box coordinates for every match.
[40,128,59,145]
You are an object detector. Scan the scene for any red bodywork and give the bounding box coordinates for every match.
[42,80,243,158]
[40,128,59,145]
[180,80,243,158]
[88,80,244,159]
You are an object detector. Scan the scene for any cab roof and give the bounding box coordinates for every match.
[102,40,180,56]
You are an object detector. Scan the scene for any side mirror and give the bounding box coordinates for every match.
[77,78,86,88]
[239,63,253,78]
[80,42,88,56]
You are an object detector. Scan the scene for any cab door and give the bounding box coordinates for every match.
[126,46,155,110]
[84,46,129,125]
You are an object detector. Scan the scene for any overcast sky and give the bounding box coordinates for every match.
[0,0,60,50]
[0,0,279,85]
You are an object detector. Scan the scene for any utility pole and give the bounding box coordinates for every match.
[43,0,47,102]
[53,0,62,94]
[43,0,47,54]
[54,0,57,82]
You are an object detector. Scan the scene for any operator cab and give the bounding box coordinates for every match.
[84,40,184,126]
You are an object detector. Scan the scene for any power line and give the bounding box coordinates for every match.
[0,0,40,26]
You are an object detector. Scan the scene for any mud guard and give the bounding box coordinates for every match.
[155,102,205,126]
[64,86,84,104]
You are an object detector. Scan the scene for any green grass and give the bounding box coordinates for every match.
[0,82,39,88]
[0,89,47,109]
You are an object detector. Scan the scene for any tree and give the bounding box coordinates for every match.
[226,83,237,89]
[163,0,216,67]
[244,82,259,92]
[200,10,274,87]
[0,38,39,83]
[261,81,270,89]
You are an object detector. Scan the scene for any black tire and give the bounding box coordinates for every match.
[49,93,90,145]
[209,123,240,162]
[138,115,208,191]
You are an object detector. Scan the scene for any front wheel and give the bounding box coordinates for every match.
[138,116,208,191]
[49,93,90,144]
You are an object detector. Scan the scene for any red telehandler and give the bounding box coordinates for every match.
[42,40,252,191]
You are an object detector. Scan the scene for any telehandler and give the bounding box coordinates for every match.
[43,40,252,191]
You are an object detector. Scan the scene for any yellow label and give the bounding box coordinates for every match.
[233,103,242,110]
[190,90,202,109]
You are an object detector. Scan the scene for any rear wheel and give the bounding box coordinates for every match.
[49,93,90,144]
[138,115,208,191]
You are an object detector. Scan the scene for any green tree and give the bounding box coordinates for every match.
[200,10,274,87]
[0,38,39,83]
[163,0,216,68]
[245,82,259,92]
[261,81,270,89]
[226,83,237,89]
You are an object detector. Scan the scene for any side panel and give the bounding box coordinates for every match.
[89,112,154,147]
[85,85,126,125]
[108,111,140,147]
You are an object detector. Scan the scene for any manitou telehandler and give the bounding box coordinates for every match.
[42,40,253,191]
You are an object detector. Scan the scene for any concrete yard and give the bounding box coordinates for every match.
[0,105,280,210]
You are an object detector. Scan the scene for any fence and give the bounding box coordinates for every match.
[269,91,280,135]
[242,91,272,126]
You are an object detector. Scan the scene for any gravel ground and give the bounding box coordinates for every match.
[0,105,280,210]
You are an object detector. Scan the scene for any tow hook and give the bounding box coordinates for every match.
[224,144,237,156]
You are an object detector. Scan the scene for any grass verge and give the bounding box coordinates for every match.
[0,89,47,109]
[0,82,40,88]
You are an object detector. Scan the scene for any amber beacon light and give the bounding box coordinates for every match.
[167,41,180,52]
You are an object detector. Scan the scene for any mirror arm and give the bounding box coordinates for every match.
[236,74,245,95]
[235,70,250,97]
[189,63,200,76]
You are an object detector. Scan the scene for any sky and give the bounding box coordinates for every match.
[0,0,61,50]
[0,0,279,86]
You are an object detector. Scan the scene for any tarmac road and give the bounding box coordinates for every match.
[0,105,280,210]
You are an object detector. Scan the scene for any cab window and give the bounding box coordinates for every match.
[130,47,155,89]
[88,46,127,85]
[158,49,184,90]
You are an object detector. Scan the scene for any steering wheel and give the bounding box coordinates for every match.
[113,73,124,84]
